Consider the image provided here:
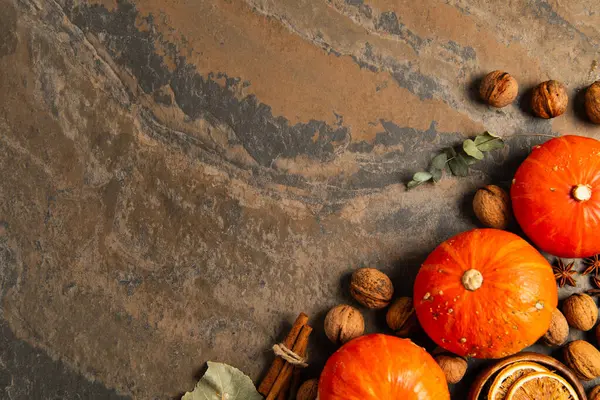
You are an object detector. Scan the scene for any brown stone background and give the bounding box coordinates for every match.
[1,0,600,398]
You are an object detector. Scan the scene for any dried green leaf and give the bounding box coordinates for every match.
[463,139,484,160]
[407,180,424,189]
[182,362,263,400]
[429,168,443,182]
[464,154,479,165]
[445,147,457,158]
[474,132,504,152]
[413,171,433,182]
[431,153,448,170]
[448,153,469,177]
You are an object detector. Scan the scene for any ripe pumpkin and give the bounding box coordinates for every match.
[319,334,450,400]
[511,135,600,258]
[414,229,557,359]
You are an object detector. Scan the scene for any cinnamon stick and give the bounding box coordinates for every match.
[266,324,312,400]
[258,313,309,396]
[276,376,291,400]
[289,367,302,400]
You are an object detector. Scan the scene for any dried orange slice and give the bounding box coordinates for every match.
[505,371,579,400]
[488,361,549,400]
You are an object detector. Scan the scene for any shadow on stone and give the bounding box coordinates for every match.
[467,74,486,105]
[517,85,536,118]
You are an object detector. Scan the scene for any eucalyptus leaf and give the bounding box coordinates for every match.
[463,139,484,160]
[474,132,504,151]
[407,180,425,189]
[448,153,469,177]
[429,167,443,182]
[431,153,448,170]
[445,147,458,158]
[182,362,263,400]
[413,171,433,182]
[464,154,479,165]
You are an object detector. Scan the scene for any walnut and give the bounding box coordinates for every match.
[350,268,394,309]
[479,71,519,107]
[589,385,600,400]
[542,308,569,347]
[434,354,468,384]
[386,297,421,337]
[585,81,600,124]
[531,80,568,118]
[296,378,318,400]
[563,340,600,380]
[473,185,511,229]
[324,304,364,345]
[562,293,598,331]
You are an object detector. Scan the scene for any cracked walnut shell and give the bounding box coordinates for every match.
[324,304,364,345]
[350,268,394,309]
[531,80,568,118]
[479,71,518,108]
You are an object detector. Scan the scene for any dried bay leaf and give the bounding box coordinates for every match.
[182,362,263,400]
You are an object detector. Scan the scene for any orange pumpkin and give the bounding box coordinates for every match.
[414,229,557,359]
[511,135,600,258]
[319,334,450,400]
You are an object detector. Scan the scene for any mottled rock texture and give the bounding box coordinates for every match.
[2,0,600,398]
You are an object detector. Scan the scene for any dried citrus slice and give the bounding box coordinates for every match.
[488,361,549,400]
[505,371,579,400]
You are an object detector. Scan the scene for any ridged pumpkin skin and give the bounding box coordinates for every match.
[319,334,450,400]
[511,135,600,258]
[414,229,557,359]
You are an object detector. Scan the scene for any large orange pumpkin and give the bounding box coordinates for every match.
[414,229,557,359]
[511,135,600,258]
[319,334,450,400]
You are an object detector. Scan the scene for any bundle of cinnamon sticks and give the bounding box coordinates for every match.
[258,313,312,400]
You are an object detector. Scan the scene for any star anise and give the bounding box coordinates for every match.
[583,255,600,276]
[553,259,577,288]
[594,275,600,289]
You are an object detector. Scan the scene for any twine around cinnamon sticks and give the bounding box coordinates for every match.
[258,313,312,400]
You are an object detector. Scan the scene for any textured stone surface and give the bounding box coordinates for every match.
[2,0,600,398]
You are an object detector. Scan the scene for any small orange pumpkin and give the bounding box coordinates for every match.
[319,334,450,400]
[414,229,557,359]
[511,135,600,258]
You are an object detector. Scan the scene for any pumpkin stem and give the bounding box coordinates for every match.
[572,184,592,202]
[462,269,483,291]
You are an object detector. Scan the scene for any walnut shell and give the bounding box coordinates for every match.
[531,80,568,118]
[562,293,598,331]
[324,304,364,345]
[479,71,519,107]
[595,323,600,347]
[585,81,600,124]
[386,297,413,330]
[590,386,600,400]
[542,308,569,347]
[350,268,394,309]
[563,340,600,380]
[473,185,511,229]
[434,354,468,384]
[296,378,318,400]
[386,297,421,337]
